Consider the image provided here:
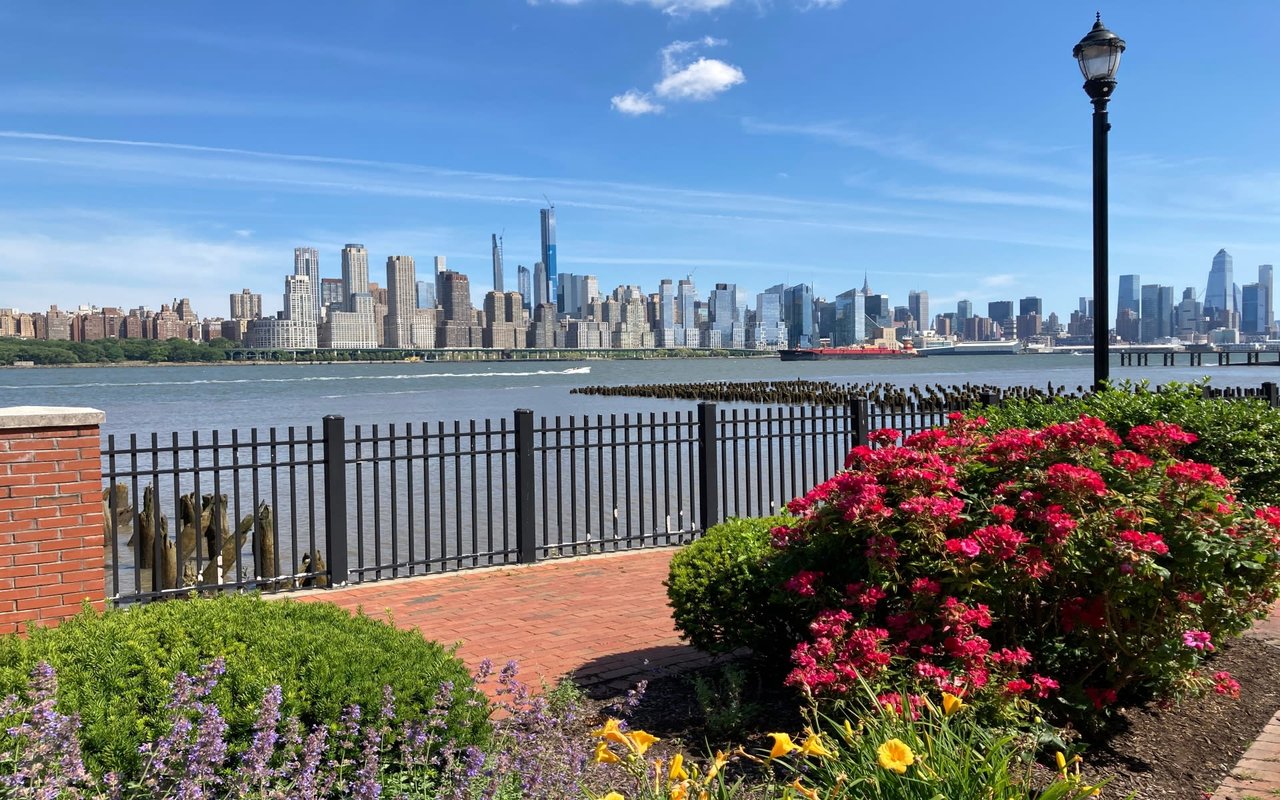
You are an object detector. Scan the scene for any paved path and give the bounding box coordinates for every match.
[293,547,713,695]
[1213,611,1280,799]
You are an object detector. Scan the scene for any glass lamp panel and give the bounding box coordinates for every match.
[1078,44,1117,80]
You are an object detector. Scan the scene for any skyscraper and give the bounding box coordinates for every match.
[294,247,321,321]
[1242,283,1267,335]
[533,262,547,311]
[1260,265,1274,336]
[956,300,973,332]
[1019,296,1043,318]
[907,291,928,334]
[1204,249,1235,321]
[1118,274,1140,315]
[517,265,531,312]
[416,280,436,310]
[491,234,504,293]
[1139,284,1174,343]
[384,255,417,348]
[784,284,814,349]
[229,289,261,320]
[341,244,369,309]
[540,206,557,311]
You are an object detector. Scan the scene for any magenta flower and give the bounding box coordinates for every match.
[1182,630,1215,651]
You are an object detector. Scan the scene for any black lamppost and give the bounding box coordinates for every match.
[1074,14,1125,391]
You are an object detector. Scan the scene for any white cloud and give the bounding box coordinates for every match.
[532,0,841,13]
[655,56,745,100]
[610,90,664,115]
[796,0,845,8]
[613,37,744,114]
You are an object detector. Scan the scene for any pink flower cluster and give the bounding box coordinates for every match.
[769,411,1280,720]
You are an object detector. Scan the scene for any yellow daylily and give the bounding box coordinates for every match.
[877,738,915,774]
[941,692,967,716]
[593,718,630,747]
[769,732,800,759]
[669,752,689,782]
[788,778,820,800]
[597,793,625,800]
[1054,751,1068,774]
[629,730,659,755]
[703,750,729,783]
[840,719,856,743]
[593,741,621,764]
[799,732,834,759]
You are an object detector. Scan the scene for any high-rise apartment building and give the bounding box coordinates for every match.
[834,288,868,345]
[956,299,973,333]
[293,247,321,321]
[1204,249,1236,323]
[320,278,344,311]
[229,289,262,320]
[491,234,504,293]
[341,244,369,308]
[987,301,1014,335]
[416,280,436,310]
[784,284,814,349]
[540,207,557,311]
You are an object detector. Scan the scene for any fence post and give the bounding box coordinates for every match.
[851,397,869,448]
[978,391,997,407]
[1263,382,1280,408]
[322,415,349,587]
[697,402,721,533]
[514,409,537,563]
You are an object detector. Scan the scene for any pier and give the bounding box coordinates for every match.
[1114,348,1280,367]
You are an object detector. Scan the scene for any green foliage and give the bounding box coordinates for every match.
[690,664,760,742]
[0,336,232,365]
[0,594,487,777]
[666,515,798,661]
[976,380,1280,503]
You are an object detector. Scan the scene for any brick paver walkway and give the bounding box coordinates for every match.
[1213,610,1280,799]
[289,545,1280,793]
[292,547,713,695]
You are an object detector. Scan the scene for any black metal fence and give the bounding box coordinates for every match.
[100,380,1280,604]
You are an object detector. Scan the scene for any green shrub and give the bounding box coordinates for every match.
[0,594,488,777]
[666,514,799,661]
[976,380,1280,503]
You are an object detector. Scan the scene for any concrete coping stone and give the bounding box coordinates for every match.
[0,406,106,430]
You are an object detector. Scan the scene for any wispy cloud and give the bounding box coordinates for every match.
[531,0,841,14]
[0,86,427,119]
[610,90,664,116]
[742,118,1087,189]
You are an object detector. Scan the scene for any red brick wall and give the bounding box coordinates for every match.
[0,414,105,634]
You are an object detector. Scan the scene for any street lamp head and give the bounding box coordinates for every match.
[1074,13,1125,101]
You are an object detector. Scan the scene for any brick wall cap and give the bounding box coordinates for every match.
[0,407,105,430]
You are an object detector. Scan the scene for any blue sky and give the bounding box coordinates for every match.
[1,1,1277,322]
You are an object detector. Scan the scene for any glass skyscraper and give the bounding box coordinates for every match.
[1204,249,1235,319]
[540,207,557,312]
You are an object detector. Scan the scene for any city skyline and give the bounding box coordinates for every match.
[1,3,1278,318]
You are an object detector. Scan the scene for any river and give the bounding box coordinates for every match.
[0,354,1271,439]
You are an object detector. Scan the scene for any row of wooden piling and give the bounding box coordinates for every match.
[103,485,327,593]
[571,380,1081,409]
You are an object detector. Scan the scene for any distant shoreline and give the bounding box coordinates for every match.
[3,352,777,369]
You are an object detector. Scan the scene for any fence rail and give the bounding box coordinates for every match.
[99,380,1280,604]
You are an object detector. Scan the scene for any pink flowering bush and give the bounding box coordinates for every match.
[764,413,1280,723]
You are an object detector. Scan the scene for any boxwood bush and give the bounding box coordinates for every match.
[0,594,488,777]
[666,514,799,663]
[975,380,1280,503]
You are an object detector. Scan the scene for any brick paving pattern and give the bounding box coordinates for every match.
[291,545,1280,793]
[293,547,713,694]
[1213,610,1280,799]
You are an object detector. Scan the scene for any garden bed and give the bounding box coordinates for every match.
[591,631,1280,799]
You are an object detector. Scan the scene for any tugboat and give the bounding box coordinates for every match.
[778,343,917,361]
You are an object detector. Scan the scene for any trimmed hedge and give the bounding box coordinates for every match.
[0,595,488,777]
[666,515,798,662]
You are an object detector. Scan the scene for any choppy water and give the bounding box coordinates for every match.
[0,354,1270,438]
